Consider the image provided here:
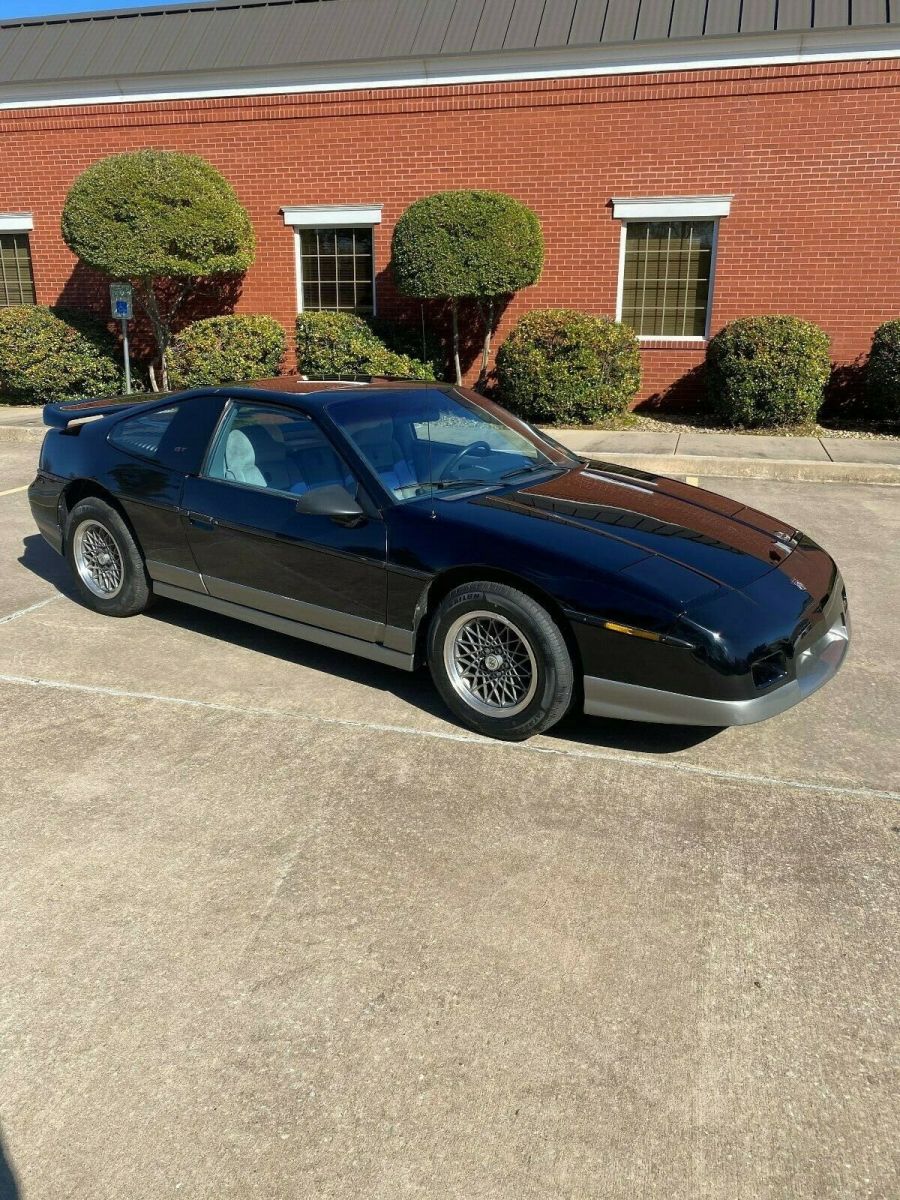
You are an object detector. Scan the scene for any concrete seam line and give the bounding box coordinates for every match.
[0,595,63,624]
[0,485,29,497]
[0,670,897,804]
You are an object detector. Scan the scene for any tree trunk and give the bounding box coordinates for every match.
[477,298,495,389]
[450,300,462,386]
[137,281,170,391]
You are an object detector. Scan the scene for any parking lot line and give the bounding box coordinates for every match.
[1,669,897,804]
[0,594,63,624]
[0,484,28,496]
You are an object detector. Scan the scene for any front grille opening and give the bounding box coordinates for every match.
[752,651,788,691]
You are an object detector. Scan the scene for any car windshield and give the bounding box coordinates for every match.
[326,387,573,502]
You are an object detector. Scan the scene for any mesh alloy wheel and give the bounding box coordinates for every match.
[72,519,125,599]
[443,610,538,717]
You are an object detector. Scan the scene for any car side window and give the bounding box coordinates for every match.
[109,405,179,460]
[108,395,228,473]
[205,401,356,498]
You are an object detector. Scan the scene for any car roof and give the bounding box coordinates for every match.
[209,376,447,412]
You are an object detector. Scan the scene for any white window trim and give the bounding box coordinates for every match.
[0,213,33,233]
[281,205,382,316]
[281,205,382,228]
[611,195,732,221]
[614,200,727,342]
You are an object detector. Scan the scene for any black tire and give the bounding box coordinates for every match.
[427,580,574,741]
[65,497,152,617]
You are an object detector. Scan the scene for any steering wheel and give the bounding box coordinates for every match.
[440,440,493,480]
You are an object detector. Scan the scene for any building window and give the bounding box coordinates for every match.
[0,230,35,306]
[299,227,373,314]
[281,205,382,316]
[621,220,714,338]
[612,196,731,341]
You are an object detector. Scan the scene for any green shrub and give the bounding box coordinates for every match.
[864,320,900,420]
[391,189,543,383]
[495,309,641,425]
[61,149,256,389]
[0,305,121,403]
[295,312,435,380]
[706,316,831,428]
[391,190,544,302]
[168,315,285,389]
[367,316,443,376]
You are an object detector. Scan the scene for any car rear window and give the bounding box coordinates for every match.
[109,406,179,460]
[108,395,228,473]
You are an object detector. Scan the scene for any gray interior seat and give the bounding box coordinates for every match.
[222,429,266,488]
[243,424,302,491]
[353,420,417,492]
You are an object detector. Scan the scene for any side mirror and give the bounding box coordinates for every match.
[295,484,366,526]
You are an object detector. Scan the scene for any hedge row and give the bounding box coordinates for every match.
[1,304,898,429]
[0,309,436,402]
[497,311,897,429]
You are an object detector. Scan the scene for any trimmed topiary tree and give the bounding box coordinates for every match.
[864,320,900,421]
[706,315,831,428]
[295,312,435,380]
[61,149,255,391]
[0,305,121,402]
[495,309,641,426]
[391,190,543,385]
[168,315,285,389]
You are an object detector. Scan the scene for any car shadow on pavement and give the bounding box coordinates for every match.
[0,1130,20,1200]
[146,600,720,753]
[147,595,454,720]
[19,533,76,598]
[19,534,719,755]
[548,708,719,753]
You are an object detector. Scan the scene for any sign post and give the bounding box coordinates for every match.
[109,283,133,394]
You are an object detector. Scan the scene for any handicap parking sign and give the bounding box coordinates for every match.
[109,282,133,321]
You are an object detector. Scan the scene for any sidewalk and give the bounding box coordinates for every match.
[0,406,43,442]
[544,428,900,485]
[2,404,899,484]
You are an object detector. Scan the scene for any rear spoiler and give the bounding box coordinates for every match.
[43,396,152,429]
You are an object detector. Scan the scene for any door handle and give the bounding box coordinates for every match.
[187,512,218,531]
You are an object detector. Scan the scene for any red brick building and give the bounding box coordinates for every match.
[1,0,899,402]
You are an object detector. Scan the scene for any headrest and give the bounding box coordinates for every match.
[225,429,256,471]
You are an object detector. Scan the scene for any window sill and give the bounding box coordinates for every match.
[637,337,708,349]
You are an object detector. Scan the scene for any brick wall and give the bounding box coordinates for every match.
[1,57,898,406]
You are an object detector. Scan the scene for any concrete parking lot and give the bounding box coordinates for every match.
[0,438,897,1199]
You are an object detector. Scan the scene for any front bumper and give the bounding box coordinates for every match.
[583,603,850,726]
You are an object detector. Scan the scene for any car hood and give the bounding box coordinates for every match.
[474,462,801,597]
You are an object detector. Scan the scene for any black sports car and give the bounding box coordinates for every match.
[28,378,849,741]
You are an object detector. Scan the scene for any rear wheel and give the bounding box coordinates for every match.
[65,497,152,617]
[427,581,574,741]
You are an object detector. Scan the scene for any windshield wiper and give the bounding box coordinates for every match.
[499,462,559,481]
[430,477,490,491]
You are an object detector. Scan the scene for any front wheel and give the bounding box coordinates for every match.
[65,497,152,617]
[427,581,574,741]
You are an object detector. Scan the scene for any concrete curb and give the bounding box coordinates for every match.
[586,453,900,486]
[0,425,43,444]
